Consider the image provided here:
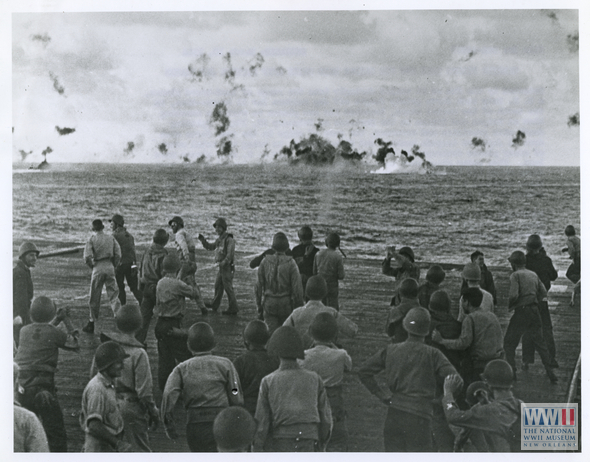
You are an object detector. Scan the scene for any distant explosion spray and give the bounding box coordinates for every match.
[511,130,526,149]
[55,126,76,136]
[567,112,580,127]
[471,137,486,152]
[48,72,65,95]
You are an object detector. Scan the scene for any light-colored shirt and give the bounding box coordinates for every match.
[84,230,121,267]
[254,363,332,447]
[14,404,49,452]
[439,308,504,361]
[90,332,154,401]
[80,372,124,435]
[457,288,495,322]
[300,344,352,387]
[257,254,303,307]
[161,353,242,424]
[173,228,196,262]
[154,276,195,317]
[508,268,547,309]
[313,248,344,284]
[283,300,358,341]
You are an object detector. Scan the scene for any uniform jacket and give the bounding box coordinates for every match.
[201,231,234,268]
[139,243,168,286]
[525,251,558,291]
[257,254,303,308]
[13,260,33,323]
[112,227,138,265]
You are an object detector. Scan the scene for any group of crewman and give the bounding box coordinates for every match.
[12,214,581,452]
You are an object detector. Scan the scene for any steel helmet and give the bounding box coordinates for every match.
[398,246,415,263]
[115,305,142,334]
[94,341,130,372]
[402,307,431,337]
[305,275,328,300]
[399,278,419,298]
[426,265,446,284]
[109,214,125,226]
[462,262,481,281]
[213,218,228,230]
[271,232,289,253]
[325,232,341,248]
[213,406,257,452]
[508,251,526,267]
[310,312,338,342]
[187,322,216,353]
[18,242,40,259]
[30,296,56,323]
[162,255,180,273]
[168,216,184,227]
[153,228,170,245]
[428,290,451,313]
[297,226,313,241]
[243,320,270,346]
[267,326,304,359]
[481,359,514,388]
[526,234,543,251]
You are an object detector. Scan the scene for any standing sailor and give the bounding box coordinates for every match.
[110,214,143,306]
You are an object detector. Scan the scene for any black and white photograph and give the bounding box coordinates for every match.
[5,0,585,455]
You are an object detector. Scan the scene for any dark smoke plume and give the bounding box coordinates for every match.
[249,53,265,76]
[471,137,486,152]
[461,51,476,62]
[196,154,206,164]
[276,65,287,75]
[31,33,51,45]
[275,134,365,165]
[49,72,65,95]
[188,53,210,82]
[567,113,580,127]
[210,102,230,136]
[55,126,75,136]
[223,53,236,86]
[511,130,526,149]
[216,135,233,157]
[567,31,579,53]
[314,118,324,132]
[411,145,426,160]
[158,143,168,155]
[41,146,53,160]
[123,142,135,155]
[543,10,558,23]
[19,149,32,161]
[181,154,190,163]
[374,138,395,166]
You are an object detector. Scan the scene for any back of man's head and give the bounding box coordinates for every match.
[399,278,419,299]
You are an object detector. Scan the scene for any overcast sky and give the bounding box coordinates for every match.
[8,3,583,166]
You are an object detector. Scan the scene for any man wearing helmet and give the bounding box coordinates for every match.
[443,360,523,452]
[13,242,40,342]
[109,214,143,306]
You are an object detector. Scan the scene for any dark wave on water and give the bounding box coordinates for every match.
[13,163,579,268]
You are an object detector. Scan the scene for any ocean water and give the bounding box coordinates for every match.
[12,163,579,268]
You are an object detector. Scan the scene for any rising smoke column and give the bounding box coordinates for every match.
[123,142,135,156]
[248,53,265,76]
[374,138,395,167]
[41,146,53,161]
[188,53,210,82]
[55,126,76,136]
[471,137,486,152]
[48,72,65,95]
[158,143,168,155]
[209,102,233,158]
[511,130,526,148]
[567,113,580,127]
[223,52,236,86]
[19,150,32,161]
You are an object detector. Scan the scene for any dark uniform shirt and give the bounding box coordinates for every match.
[233,348,279,414]
[112,227,137,265]
[13,260,33,324]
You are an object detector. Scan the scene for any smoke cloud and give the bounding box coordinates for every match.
[158,143,168,155]
[471,137,486,152]
[276,65,287,75]
[567,112,580,127]
[223,52,236,86]
[210,102,230,136]
[19,149,32,161]
[41,146,53,159]
[188,53,210,82]
[216,135,233,157]
[543,10,559,23]
[30,33,51,45]
[511,130,526,149]
[374,138,395,166]
[461,50,476,62]
[48,72,65,95]
[55,126,76,136]
[248,52,265,76]
[123,141,135,155]
[567,31,579,53]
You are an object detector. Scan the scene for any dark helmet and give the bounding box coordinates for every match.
[565,225,576,236]
[298,226,313,241]
[305,275,328,300]
[213,406,257,452]
[213,218,228,230]
[428,290,451,313]
[92,219,104,231]
[162,255,180,273]
[168,216,184,228]
[272,232,289,253]
[526,234,543,251]
[426,265,445,284]
[95,341,130,371]
[508,250,526,267]
[465,381,491,407]
[30,296,56,323]
[310,312,338,342]
[398,246,415,263]
[399,278,419,299]
[115,305,142,334]
[18,242,40,259]
[153,228,169,245]
[243,320,270,346]
[267,326,304,359]
[481,359,514,388]
[402,307,431,337]
[187,322,215,353]
[109,214,124,226]
[325,232,341,248]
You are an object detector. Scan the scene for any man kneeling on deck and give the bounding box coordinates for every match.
[359,307,459,452]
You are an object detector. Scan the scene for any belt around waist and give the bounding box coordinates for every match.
[94,257,113,262]
[264,293,291,298]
